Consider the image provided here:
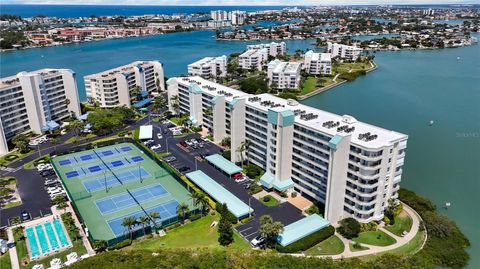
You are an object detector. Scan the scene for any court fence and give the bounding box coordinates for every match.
[50,137,205,247]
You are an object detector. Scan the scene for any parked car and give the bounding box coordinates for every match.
[157,133,163,139]
[251,235,266,247]
[179,141,188,147]
[60,129,67,135]
[164,156,177,163]
[151,144,162,151]
[232,173,243,180]
[185,140,193,146]
[40,170,55,177]
[201,136,209,142]
[21,211,30,221]
[178,166,191,172]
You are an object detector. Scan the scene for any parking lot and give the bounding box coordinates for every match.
[148,119,304,244]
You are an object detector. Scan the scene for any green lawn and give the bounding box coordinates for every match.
[260,195,279,207]
[352,230,397,247]
[299,77,318,95]
[15,238,28,267]
[385,211,413,236]
[349,243,369,252]
[384,229,425,256]
[131,214,250,252]
[0,150,33,166]
[169,116,188,126]
[335,62,371,74]
[0,252,11,269]
[3,201,22,208]
[304,235,345,256]
[23,240,87,269]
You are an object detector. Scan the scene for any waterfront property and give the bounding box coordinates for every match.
[238,48,268,71]
[50,142,194,244]
[327,42,363,61]
[267,60,302,90]
[304,50,332,75]
[24,217,72,260]
[187,56,227,79]
[167,76,408,224]
[247,42,286,57]
[0,69,82,155]
[83,61,165,108]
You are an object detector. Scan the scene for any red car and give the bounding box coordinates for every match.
[232,173,243,180]
[179,141,188,147]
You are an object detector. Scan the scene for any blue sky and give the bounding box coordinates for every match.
[1,0,478,5]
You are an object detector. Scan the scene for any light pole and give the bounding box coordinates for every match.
[37,144,41,158]
[138,163,142,183]
[195,158,198,171]
[104,171,107,193]
[248,197,252,217]
[166,136,172,154]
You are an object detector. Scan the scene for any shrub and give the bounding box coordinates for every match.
[244,164,263,179]
[291,192,297,198]
[188,214,202,222]
[337,218,361,239]
[277,225,335,253]
[263,196,271,202]
[215,202,237,224]
[221,150,231,161]
[117,130,128,137]
[360,221,378,232]
[240,216,254,223]
[280,191,288,198]
[107,239,132,250]
[305,205,319,215]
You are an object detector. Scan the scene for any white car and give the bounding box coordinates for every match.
[173,130,182,136]
[37,164,53,171]
[157,133,163,139]
[151,144,162,151]
[251,235,266,247]
[29,141,39,146]
[201,136,209,142]
[185,140,193,146]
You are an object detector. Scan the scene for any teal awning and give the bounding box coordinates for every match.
[205,154,242,175]
[277,214,330,247]
[186,170,253,218]
[133,98,152,108]
[41,120,60,132]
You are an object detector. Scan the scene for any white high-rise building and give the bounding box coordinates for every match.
[304,50,332,75]
[238,48,268,70]
[230,10,247,25]
[0,69,81,155]
[247,42,286,57]
[167,76,408,224]
[267,60,302,90]
[188,56,227,79]
[84,61,164,108]
[210,10,229,21]
[327,42,363,61]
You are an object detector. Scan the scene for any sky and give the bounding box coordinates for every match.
[1,0,478,5]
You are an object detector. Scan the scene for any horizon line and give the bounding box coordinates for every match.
[1,3,477,6]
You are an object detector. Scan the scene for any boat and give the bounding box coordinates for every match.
[429,120,434,126]
[457,56,461,60]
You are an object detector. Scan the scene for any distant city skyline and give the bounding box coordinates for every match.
[1,0,478,6]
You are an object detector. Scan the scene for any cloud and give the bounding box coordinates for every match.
[2,0,478,5]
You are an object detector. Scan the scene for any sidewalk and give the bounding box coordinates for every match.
[7,227,20,269]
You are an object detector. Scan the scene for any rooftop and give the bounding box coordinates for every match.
[84,61,158,79]
[277,214,330,247]
[205,154,242,175]
[189,55,226,67]
[185,170,253,218]
[268,60,302,75]
[1,69,64,88]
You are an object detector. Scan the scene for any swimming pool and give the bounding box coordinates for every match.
[24,219,72,259]
[53,219,70,247]
[25,227,41,259]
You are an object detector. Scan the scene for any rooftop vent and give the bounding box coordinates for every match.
[358,132,378,142]
[322,121,340,129]
[300,113,318,121]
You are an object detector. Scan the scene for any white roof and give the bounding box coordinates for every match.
[139,125,153,140]
[189,55,226,67]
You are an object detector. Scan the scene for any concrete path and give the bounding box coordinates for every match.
[308,203,423,259]
[7,227,20,269]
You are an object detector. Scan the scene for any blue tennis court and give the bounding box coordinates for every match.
[95,184,168,215]
[131,156,144,162]
[88,165,103,173]
[59,159,71,166]
[110,160,124,167]
[80,154,96,161]
[83,167,150,192]
[107,199,179,236]
[120,146,132,152]
[65,171,79,178]
[101,150,114,157]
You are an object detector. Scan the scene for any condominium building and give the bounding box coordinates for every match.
[166,76,408,224]
[0,69,81,155]
[84,61,164,108]
[230,10,247,25]
[188,56,227,78]
[210,10,229,21]
[247,42,286,57]
[304,50,332,75]
[238,48,268,70]
[327,42,363,61]
[267,60,302,90]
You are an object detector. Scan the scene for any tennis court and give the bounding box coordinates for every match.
[51,142,194,243]
[95,183,168,215]
[107,199,179,236]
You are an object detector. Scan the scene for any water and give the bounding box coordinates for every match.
[351,34,400,41]
[0,5,292,18]
[44,222,60,250]
[25,227,40,258]
[53,219,71,247]
[34,225,50,254]
[0,30,315,101]
[302,33,480,268]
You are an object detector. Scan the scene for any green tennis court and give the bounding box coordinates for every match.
[51,142,194,243]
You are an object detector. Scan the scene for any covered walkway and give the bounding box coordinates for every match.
[185,170,253,218]
[205,154,242,176]
[277,214,330,247]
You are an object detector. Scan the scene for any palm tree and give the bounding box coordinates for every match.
[170,95,180,115]
[69,119,84,136]
[150,211,161,229]
[176,202,189,223]
[12,134,29,153]
[138,215,150,236]
[196,193,210,215]
[236,143,246,167]
[189,191,200,207]
[242,140,253,165]
[121,216,138,240]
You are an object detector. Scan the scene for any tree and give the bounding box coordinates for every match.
[190,191,209,215]
[242,140,252,165]
[170,95,180,115]
[220,137,231,148]
[236,144,246,167]
[337,217,361,239]
[69,119,84,136]
[176,202,189,223]
[138,215,150,236]
[149,211,161,229]
[121,216,137,240]
[12,134,29,153]
[258,215,284,248]
[217,203,234,246]
[52,195,68,211]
